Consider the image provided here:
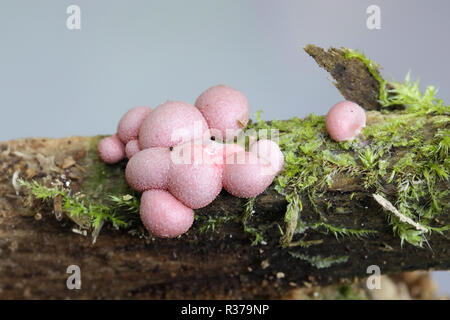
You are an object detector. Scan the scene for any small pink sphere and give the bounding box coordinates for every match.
[125,140,140,159]
[222,151,275,198]
[195,85,250,141]
[250,139,284,175]
[139,101,209,148]
[140,189,194,238]
[168,148,223,209]
[326,101,366,142]
[98,134,125,164]
[117,106,152,144]
[125,148,171,192]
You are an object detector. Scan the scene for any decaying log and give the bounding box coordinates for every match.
[0,46,448,299]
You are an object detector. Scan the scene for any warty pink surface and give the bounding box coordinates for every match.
[99,86,284,239]
[222,151,275,198]
[117,106,152,144]
[138,101,209,148]
[98,134,125,164]
[140,190,194,238]
[250,139,284,175]
[168,143,223,209]
[125,147,171,192]
[195,85,250,141]
[125,140,141,159]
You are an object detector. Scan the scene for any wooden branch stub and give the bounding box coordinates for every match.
[304,44,383,110]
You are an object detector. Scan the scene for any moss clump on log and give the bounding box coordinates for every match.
[249,107,449,248]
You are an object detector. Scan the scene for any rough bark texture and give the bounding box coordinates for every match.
[0,46,448,299]
[304,44,385,111]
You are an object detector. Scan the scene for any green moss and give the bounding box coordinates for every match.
[336,285,366,300]
[242,198,266,245]
[311,222,377,239]
[82,136,133,201]
[289,252,349,269]
[248,112,383,247]
[287,239,323,248]
[197,215,236,234]
[19,137,145,240]
[345,48,450,116]
[344,48,389,104]
[19,179,140,241]
[247,49,449,248]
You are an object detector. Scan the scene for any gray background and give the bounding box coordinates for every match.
[0,0,448,295]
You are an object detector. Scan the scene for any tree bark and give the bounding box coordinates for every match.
[0,46,448,299]
[303,44,385,111]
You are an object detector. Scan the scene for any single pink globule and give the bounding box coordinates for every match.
[168,146,223,209]
[117,106,152,144]
[325,101,366,142]
[139,101,209,148]
[195,85,250,141]
[125,140,141,159]
[140,189,194,238]
[98,134,125,164]
[125,147,171,192]
[250,139,284,175]
[222,151,275,198]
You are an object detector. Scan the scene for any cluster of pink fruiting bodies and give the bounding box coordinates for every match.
[98,85,285,238]
[98,84,366,239]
